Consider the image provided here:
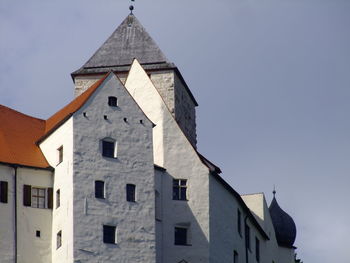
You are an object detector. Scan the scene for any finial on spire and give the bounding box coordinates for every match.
[273,185,276,197]
[129,0,135,15]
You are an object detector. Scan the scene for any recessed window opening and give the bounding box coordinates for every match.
[126,184,136,202]
[102,138,117,158]
[95,181,105,199]
[57,230,62,249]
[36,230,41,238]
[237,209,242,236]
[103,225,117,244]
[245,224,251,250]
[174,226,190,246]
[255,237,260,262]
[0,181,8,203]
[108,96,118,107]
[123,117,128,122]
[173,179,187,200]
[56,189,60,208]
[57,146,63,165]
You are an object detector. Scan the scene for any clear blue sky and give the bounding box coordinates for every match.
[1,0,349,262]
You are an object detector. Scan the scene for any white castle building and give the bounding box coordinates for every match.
[0,13,298,263]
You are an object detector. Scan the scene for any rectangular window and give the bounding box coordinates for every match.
[102,140,116,158]
[108,96,118,107]
[57,146,63,165]
[174,226,188,245]
[0,181,8,203]
[245,224,251,250]
[95,181,105,199]
[255,237,260,262]
[237,209,242,236]
[31,187,46,208]
[233,250,238,263]
[57,230,62,249]
[56,189,60,208]
[155,190,161,221]
[126,184,136,202]
[173,179,187,200]
[36,230,41,238]
[103,225,116,244]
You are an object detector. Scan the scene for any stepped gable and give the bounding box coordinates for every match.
[72,14,174,75]
[269,196,297,248]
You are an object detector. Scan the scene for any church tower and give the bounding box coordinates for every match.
[72,14,198,147]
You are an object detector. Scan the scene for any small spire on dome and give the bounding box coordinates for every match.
[129,0,135,15]
[273,185,276,197]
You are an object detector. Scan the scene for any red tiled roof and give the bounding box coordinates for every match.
[0,73,109,169]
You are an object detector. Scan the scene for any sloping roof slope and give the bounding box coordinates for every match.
[0,105,49,168]
[77,14,169,71]
[0,74,109,169]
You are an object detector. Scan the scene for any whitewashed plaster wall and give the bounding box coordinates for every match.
[125,60,210,263]
[0,164,15,263]
[16,167,53,263]
[39,118,74,263]
[72,73,156,262]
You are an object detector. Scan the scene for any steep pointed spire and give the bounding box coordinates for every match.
[73,14,171,75]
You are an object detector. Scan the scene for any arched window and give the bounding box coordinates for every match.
[102,138,117,158]
[108,96,118,107]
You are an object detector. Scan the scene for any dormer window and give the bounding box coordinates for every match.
[108,96,118,107]
[102,138,117,158]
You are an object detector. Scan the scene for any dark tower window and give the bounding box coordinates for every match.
[95,181,105,199]
[108,96,118,107]
[255,237,260,262]
[173,179,187,200]
[126,184,136,202]
[57,230,62,249]
[174,227,188,245]
[245,224,251,250]
[56,189,60,208]
[237,209,242,236]
[103,225,116,244]
[102,139,116,158]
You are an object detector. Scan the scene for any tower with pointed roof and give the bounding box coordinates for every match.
[72,14,198,147]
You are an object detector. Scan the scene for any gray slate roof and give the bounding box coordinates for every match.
[75,14,170,72]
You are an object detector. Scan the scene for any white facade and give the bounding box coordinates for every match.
[0,14,298,263]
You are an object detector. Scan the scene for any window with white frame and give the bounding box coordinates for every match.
[102,138,117,158]
[31,187,46,208]
[23,185,53,209]
[173,179,187,201]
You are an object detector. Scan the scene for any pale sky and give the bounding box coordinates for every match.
[1,0,349,262]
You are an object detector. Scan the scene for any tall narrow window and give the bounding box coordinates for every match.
[126,184,136,202]
[102,139,116,158]
[95,181,105,199]
[108,96,118,107]
[56,189,60,208]
[57,230,62,249]
[255,237,260,262]
[155,190,161,221]
[0,181,8,203]
[174,226,188,246]
[57,146,63,165]
[245,224,251,250]
[233,250,238,263]
[237,209,242,236]
[173,179,187,200]
[103,225,116,244]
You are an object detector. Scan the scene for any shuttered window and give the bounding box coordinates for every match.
[23,185,53,209]
[0,181,8,203]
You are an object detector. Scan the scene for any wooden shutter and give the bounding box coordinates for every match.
[23,184,31,206]
[47,187,53,209]
[0,181,8,203]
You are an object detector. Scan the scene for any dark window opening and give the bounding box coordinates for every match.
[173,179,187,201]
[233,250,238,263]
[57,231,62,249]
[57,146,63,165]
[102,140,115,158]
[237,209,242,236]
[103,225,116,244]
[56,189,60,208]
[174,227,188,245]
[95,181,105,199]
[108,96,118,107]
[126,184,136,202]
[0,181,8,203]
[245,224,251,250]
[36,230,41,237]
[256,237,260,262]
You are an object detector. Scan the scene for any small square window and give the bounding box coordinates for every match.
[103,225,116,244]
[57,146,63,165]
[173,179,187,200]
[108,96,118,107]
[57,230,62,249]
[95,181,105,199]
[126,184,136,202]
[36,230,41,237]
[102,139,116,158]
[174,227,188,246]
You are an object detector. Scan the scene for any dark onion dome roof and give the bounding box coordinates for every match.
[269,196,296,248]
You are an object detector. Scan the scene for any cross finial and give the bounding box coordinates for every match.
[273,185,276,197]
[129,0,135,15]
